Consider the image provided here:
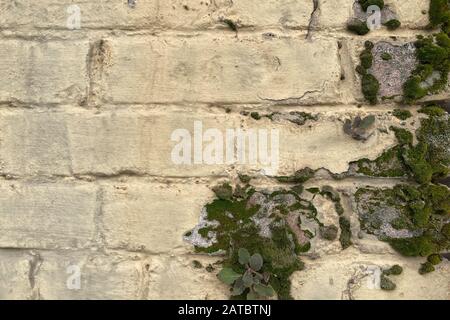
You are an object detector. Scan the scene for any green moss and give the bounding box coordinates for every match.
[320,225,339,241]
[390,216,411,230]
[403,76,427,104]
[354,146,407,177]
[335,202,345,216]
[384,264,403,276]
[421,184,450,215]
[393,109,412,120]
[419,105,447,117]
[359,0,384,11]
[276,168,315,184]
[427,253,443,265]
[212,183,233,200]
[306,187,320,194]
[198,226,212,238]
[365,41,374,50]
[442,223,450,238]
[360,49,373,69]
[384,19,401,30]
[356,65,367,75]
[238,174,251,184]
[362,74,380,104]
[381,52,393,60]
[250,112,261,120]
[410,200,432,227]
[355,183,449,265]
[339,217,352,249]
[298,242,311,253]
[403,142,434,184]
[380,274,396,290]
[419,261,436,274]
[429,0,450,27]
[192,260,203,269]
[389,236,437,257]
[390,126,413,145]
[289,185,303,197]
[403,33,450,103]
[347,20,370,35]
[189,184,317,299]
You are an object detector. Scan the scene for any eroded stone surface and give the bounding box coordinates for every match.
[370,42,417,98]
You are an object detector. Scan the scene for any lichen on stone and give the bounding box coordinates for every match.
[355,183,449,271]
[185,182,316,299]
[349,107,450,183]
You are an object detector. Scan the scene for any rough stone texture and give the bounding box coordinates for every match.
[0,109,398,177]
[0,40,88,104]
[292,248,450,300]
[320,0,430,29]
[370,41,417,98]
[104,36,342,105]
[0,182,97,249]
[35,251,148,300]
[0,0,313,30]
[101,182,213,254]
[0,250,34,299]
[0,0,448,300]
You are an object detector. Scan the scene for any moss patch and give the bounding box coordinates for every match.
[357,41,380,104]
[355,182,450,272]
[393,109,412,120]
[384,19,401,30]
[403,33,450,103]
[186,183,326,299]
[351,107,450,184]
[339,217,352,249]
[347,20,370,35]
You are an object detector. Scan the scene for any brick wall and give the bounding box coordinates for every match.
[0,0,448,299]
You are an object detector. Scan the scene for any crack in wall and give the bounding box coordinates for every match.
[306,0,320,40]
[28,251,43,300]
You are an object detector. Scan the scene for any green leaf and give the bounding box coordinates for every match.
[254,284,275,297]
[231,278,245,296]
[242,270,254,287]
[217,267,241,285]
[249,253,263,271]
[360,115,375,129]
[246,290,259,300]
[238,248,250,265]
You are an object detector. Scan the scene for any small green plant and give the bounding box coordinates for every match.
[427,253,443,265]
[419,261,436,274]
[419,105,446,117]
[381,52,393,61]
[218,248,275,300]
[347,20,370,35]
[357,41,380,104]
[384,19,401,30]
[428,0,450,28]
[392,109,412,120]
[380,274,396,290]
[250,112,261,120]
[383,264,403,276]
